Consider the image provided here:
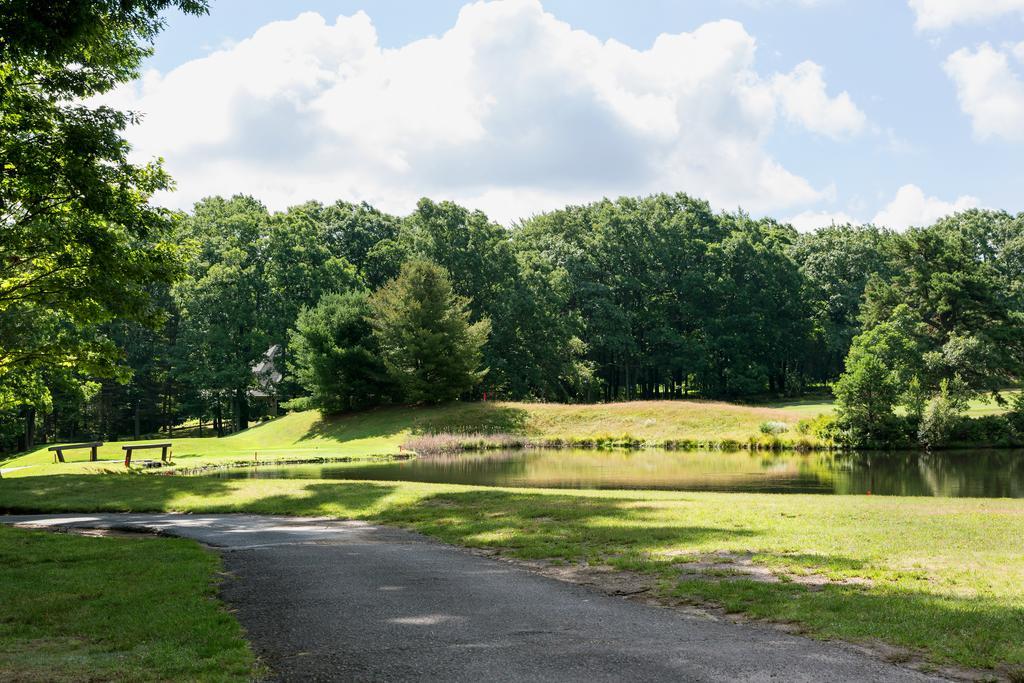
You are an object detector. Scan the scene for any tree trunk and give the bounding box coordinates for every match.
[24,405,36,450]
[235,387,249,432]
[134,401,141,439]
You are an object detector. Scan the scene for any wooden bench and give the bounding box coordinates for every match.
[122,443,172,467]
[49,442,103,463]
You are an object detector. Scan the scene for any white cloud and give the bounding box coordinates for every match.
[788,183,981,233]
[871,184,979,230]
[103,0,866,223]
[771,61,866,138]
[944,42,1024,142]
[786,209,859,232]
[909,0,1024,30]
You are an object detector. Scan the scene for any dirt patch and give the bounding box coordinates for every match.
[13,522,177,541]
[523,560,658,597]
[66,528,161,539]
[669,552,875,591]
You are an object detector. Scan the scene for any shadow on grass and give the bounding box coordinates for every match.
[751,552,868,572]
[0,476,410,522]
[741,395,834,410]
[0,473,242,514]
[366,488,758,562]
[298,402,531,445]
[4,475,1023,670]
[204,481,401,517]
[202,483,758,563]
[674,575,1024,670]
[0,476,747,561]
[408,404,531,435]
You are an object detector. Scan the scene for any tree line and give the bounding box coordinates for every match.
[4,185,1024,451]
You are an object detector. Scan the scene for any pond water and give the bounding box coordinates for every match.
[202,448,1024,498]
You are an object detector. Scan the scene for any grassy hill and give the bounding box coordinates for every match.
[0,399,834,477]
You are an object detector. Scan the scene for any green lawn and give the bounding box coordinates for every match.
[0,408,407,477]
[5,395,1018,478]
[755,390,1019,418]
[2,399,838,477]
[1,474,1022,675]
[0,524,256,681]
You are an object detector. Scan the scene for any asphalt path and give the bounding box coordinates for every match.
[2,513,943,682]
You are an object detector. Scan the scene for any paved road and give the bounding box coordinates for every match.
[3,513,942,682]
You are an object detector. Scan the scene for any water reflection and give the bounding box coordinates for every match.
[202,448,1024,498]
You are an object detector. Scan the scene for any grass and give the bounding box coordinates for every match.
[0,408,407,477]
[2,399,842,477]
[0,524,255,682]
[751,390,1019,418]
[6,394,1018,477]
[1,474,1023,673]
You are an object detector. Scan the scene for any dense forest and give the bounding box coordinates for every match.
[3,189,1023,452]
[3,0,1023,453]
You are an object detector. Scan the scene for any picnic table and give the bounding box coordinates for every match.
[123,443,172,467]
[49,442,102,463]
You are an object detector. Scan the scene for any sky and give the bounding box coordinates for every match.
[104,0,1024,229]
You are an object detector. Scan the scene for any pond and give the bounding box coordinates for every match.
[201,448,1024,498]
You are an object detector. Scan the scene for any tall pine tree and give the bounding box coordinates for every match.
[369,261,490,403]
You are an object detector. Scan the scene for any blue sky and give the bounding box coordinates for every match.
[114,0,1024,228]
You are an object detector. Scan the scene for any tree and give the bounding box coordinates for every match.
[513,194,725,400]
[173,196,362,430]
[0,1,207,413]
[831,212,1024,447]
[701,213,811,398]
[173,196,272,432]
[315,201,405,289]
[404,199,523,395]
[833,305,920,446]
[262,203,360,354]
[512,194,814,400]
[507,250,596,400]
[369,260,490,403]
[790,224,895,383]
[860,221,1024,400]
[929,209,1024,310]
[917,378,970,450]
[289,291,393,413]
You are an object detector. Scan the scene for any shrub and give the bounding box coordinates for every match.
[1004,392,1024,437]
[289,291,395,413]
[835,412,914,449]
[793,437,815,452]
[949,415,1021,448]
[759,421,789,435]
[917,380,969,450]
[917,400,960,449]
[402,432,528,455]
[662,438,697,450]
[797,414,840,443]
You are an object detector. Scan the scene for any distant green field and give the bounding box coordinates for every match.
[963,390,1021,416]
[756,390,1018,418]
[2,400,835,477]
